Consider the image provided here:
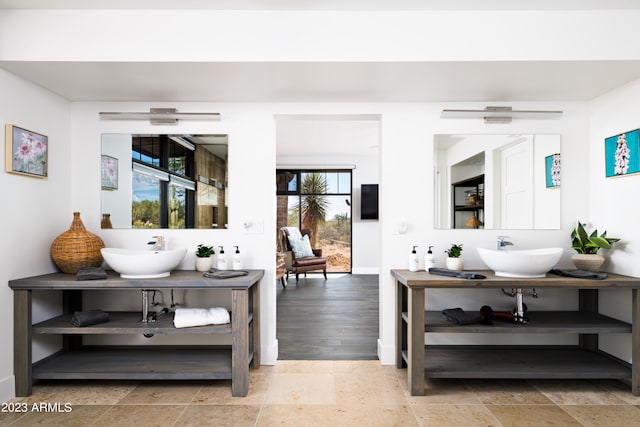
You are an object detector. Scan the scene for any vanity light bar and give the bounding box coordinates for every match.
[99,108,221,125]
[441,106,563,124]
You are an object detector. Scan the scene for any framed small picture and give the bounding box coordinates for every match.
[545,153,561,188]
[5,124,48,178]
[101,155,118,190]
[605,129,640,177]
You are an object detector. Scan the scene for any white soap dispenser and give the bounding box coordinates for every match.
[424,246,436,271]
[232,246,243,270]
[217,246,227,270]
[409,246,419,272]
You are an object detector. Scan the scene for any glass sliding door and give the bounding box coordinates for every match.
[276,169,352,273]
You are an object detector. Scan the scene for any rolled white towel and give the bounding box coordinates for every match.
[173,307,230,328]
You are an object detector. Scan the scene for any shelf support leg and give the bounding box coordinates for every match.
[232,288,249,397]
[251,280,261,369]
[579,289,598,351]
[396,280,407,369]
[14,289,32,397]
[407,287,425,396]
[633,289,640,395]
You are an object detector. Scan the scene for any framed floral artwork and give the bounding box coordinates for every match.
[545,153,561,188]
[5,124,48,178]
[101,155,118,190]
[605,129,640,177]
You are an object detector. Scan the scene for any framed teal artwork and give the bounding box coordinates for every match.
[545,153,561,188]
[605,129,640,177]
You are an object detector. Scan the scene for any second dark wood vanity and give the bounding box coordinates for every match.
[392,269,640,396]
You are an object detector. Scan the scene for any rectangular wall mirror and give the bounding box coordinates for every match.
[434,134,560,230]
[101,133,228,229]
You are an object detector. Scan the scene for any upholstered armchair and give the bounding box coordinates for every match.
[280,227,328,282]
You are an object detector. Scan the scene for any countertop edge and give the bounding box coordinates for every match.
[9,269,265,290]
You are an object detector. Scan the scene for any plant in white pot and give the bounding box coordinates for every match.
[571,222,620,272]
[445,244,464,271]
[195,244,215,272]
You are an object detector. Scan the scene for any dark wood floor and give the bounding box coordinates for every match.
[276,274,379,360]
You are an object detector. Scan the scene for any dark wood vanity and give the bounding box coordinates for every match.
[9,270,263,397]
[392,269,640,396]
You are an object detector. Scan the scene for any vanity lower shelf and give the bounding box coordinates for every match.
[404,346,631,380]
[33,346,246,380]
[32,311,248,335]
[411,311,632,333]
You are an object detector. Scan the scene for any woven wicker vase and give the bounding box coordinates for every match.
[51,212,105,274]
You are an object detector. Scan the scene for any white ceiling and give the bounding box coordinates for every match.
[3,61,640,103]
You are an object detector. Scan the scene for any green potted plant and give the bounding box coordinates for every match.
[571,221,619,272]
[195,244,215,272]
[445,244,464,270]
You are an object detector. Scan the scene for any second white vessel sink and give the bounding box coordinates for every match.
[101,247,187,279]
[477,247,563,278]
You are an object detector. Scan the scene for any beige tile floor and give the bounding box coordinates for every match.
[3,361,640,426]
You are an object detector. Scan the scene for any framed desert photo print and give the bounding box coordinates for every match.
[5,124,48,178]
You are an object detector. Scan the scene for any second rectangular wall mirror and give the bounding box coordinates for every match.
[434,134,561,230]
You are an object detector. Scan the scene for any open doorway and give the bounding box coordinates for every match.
[275,114,381,360]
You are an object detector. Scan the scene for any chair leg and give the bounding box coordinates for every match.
[280,276,287,288]
[295,273,299,282]
[323,269,327,280]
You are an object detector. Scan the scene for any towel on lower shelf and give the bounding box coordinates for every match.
[442,307,480,325]
[71,309,110,327]
[173,307,230,328]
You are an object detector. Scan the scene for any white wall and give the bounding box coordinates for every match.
[590,78,640,362]
[0,70,71,402]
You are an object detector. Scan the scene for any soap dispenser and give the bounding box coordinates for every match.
[424,246,436,271]
[217,246,227,270]
[232,246,243,270]
[409,246,419,272]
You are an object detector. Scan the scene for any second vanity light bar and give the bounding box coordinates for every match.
[441,106,563,124]
[99,108,221,125]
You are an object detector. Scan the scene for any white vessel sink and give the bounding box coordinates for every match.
[101,248,187,279]
[477,247,563,278]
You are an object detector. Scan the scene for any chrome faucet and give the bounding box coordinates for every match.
[147,235,165,251]
[497,236,513,250]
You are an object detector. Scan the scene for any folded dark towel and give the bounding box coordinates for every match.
[76,266,107,281]
[204,269,250,279]
[429,267,487,280]
[71,309,110,327]
[442,308,480,325]
[548,269,608,280]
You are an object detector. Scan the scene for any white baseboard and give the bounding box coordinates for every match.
[261,339,278,365]
[0,375,15,402]
[377,339,395,365]
[351,267,380,275]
